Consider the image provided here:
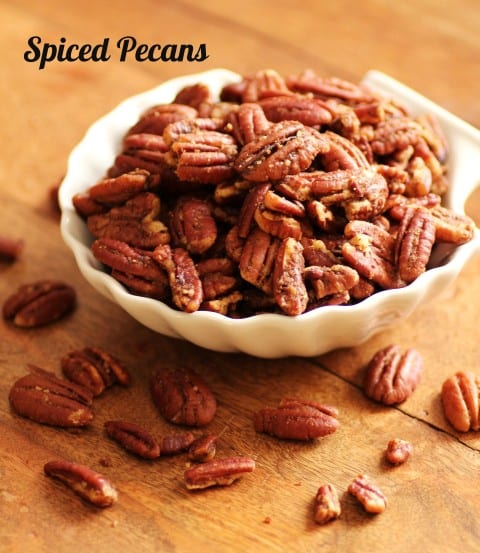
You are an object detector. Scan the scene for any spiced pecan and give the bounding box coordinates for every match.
[429,205,475,245]
[239,228,279,295]
[104,420,160,459]
[127,103,198,136]
[188,433,217,463]
[153,244,203,312]
[0,235,24,261]
[9,366,93,427]
[313,484,341,524]
[348,474,387,514]
[234,120,329,182]
[225,102,271,145]
[385,438,413,465]
[286,69,374,103]
[44,459,118,508]
[91,238,168,283]
[161,431,195,455]
[259,95,333,127]
[169,196,217,254]
[174,83,214,110]
[241,68,293,102]
[184,456,255,490]
[150,367,217,427]
[272,237,308,316]
[363,344,423,405]
[342,220,405,289]
[254,398,339,440]
[61,347,130,396]
[3,280,76,328]
[87,169,159,205]
[304,264,359,301]
[441,371,480,432]
[167,129,238,184]
[394,207,436,282]
[87,192,170,249]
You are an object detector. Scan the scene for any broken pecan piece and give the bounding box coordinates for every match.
[385,438,413,465]
[254,398,339,440]
[150,367,217,427]
[348,474,387,514]
[313,484,342,524]
[363,344,423,405]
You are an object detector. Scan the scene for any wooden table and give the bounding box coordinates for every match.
[1,1,479,551]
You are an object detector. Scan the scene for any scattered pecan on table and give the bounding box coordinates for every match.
[363,344,423,405]
[72,68,475,317]
[3,280,76,328]
[441,371,480,432]
[44,459,118,508]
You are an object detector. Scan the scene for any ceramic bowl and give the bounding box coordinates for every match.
[59,69,480,358]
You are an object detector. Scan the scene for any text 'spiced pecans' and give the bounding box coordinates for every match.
[72,68,475,317]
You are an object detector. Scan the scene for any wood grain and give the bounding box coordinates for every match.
[0,1,479,552]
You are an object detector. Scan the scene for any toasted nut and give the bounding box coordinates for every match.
[313,484,341,524]
[104,420,161,459]
[348,474,387,514]
[184,456,255,490]
[44,459,118,507]
[385,438,413,465]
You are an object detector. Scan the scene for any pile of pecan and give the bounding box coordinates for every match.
[73,68,475,317]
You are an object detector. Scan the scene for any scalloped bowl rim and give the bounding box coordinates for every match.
[59,68,480,358]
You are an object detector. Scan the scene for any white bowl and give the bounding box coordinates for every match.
[59,69,480,358]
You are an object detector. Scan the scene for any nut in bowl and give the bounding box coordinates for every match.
[59,68,480,358]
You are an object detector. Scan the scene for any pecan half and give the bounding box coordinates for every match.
[150,367,217,427]
[44,459,118,508]
[3,280,76,328]
[167,129,238,184]
[441,371,480,432]
[153,244,203,312]
[239,228,280,295]
[9,366,93,427]
[61,347,130,396]
[234,121,329,182]
[313,484,341,524]
[104,420,161,459]
[385,438,413,465]
[272,237,308,316]
[127,103,197,136]
[169,196,217,255]
[87,169,158,205]
[348,474,387,514]
[394,207,436,283]
[254,398,339,440]
[184,456,255,490]
[363,344,423,405]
